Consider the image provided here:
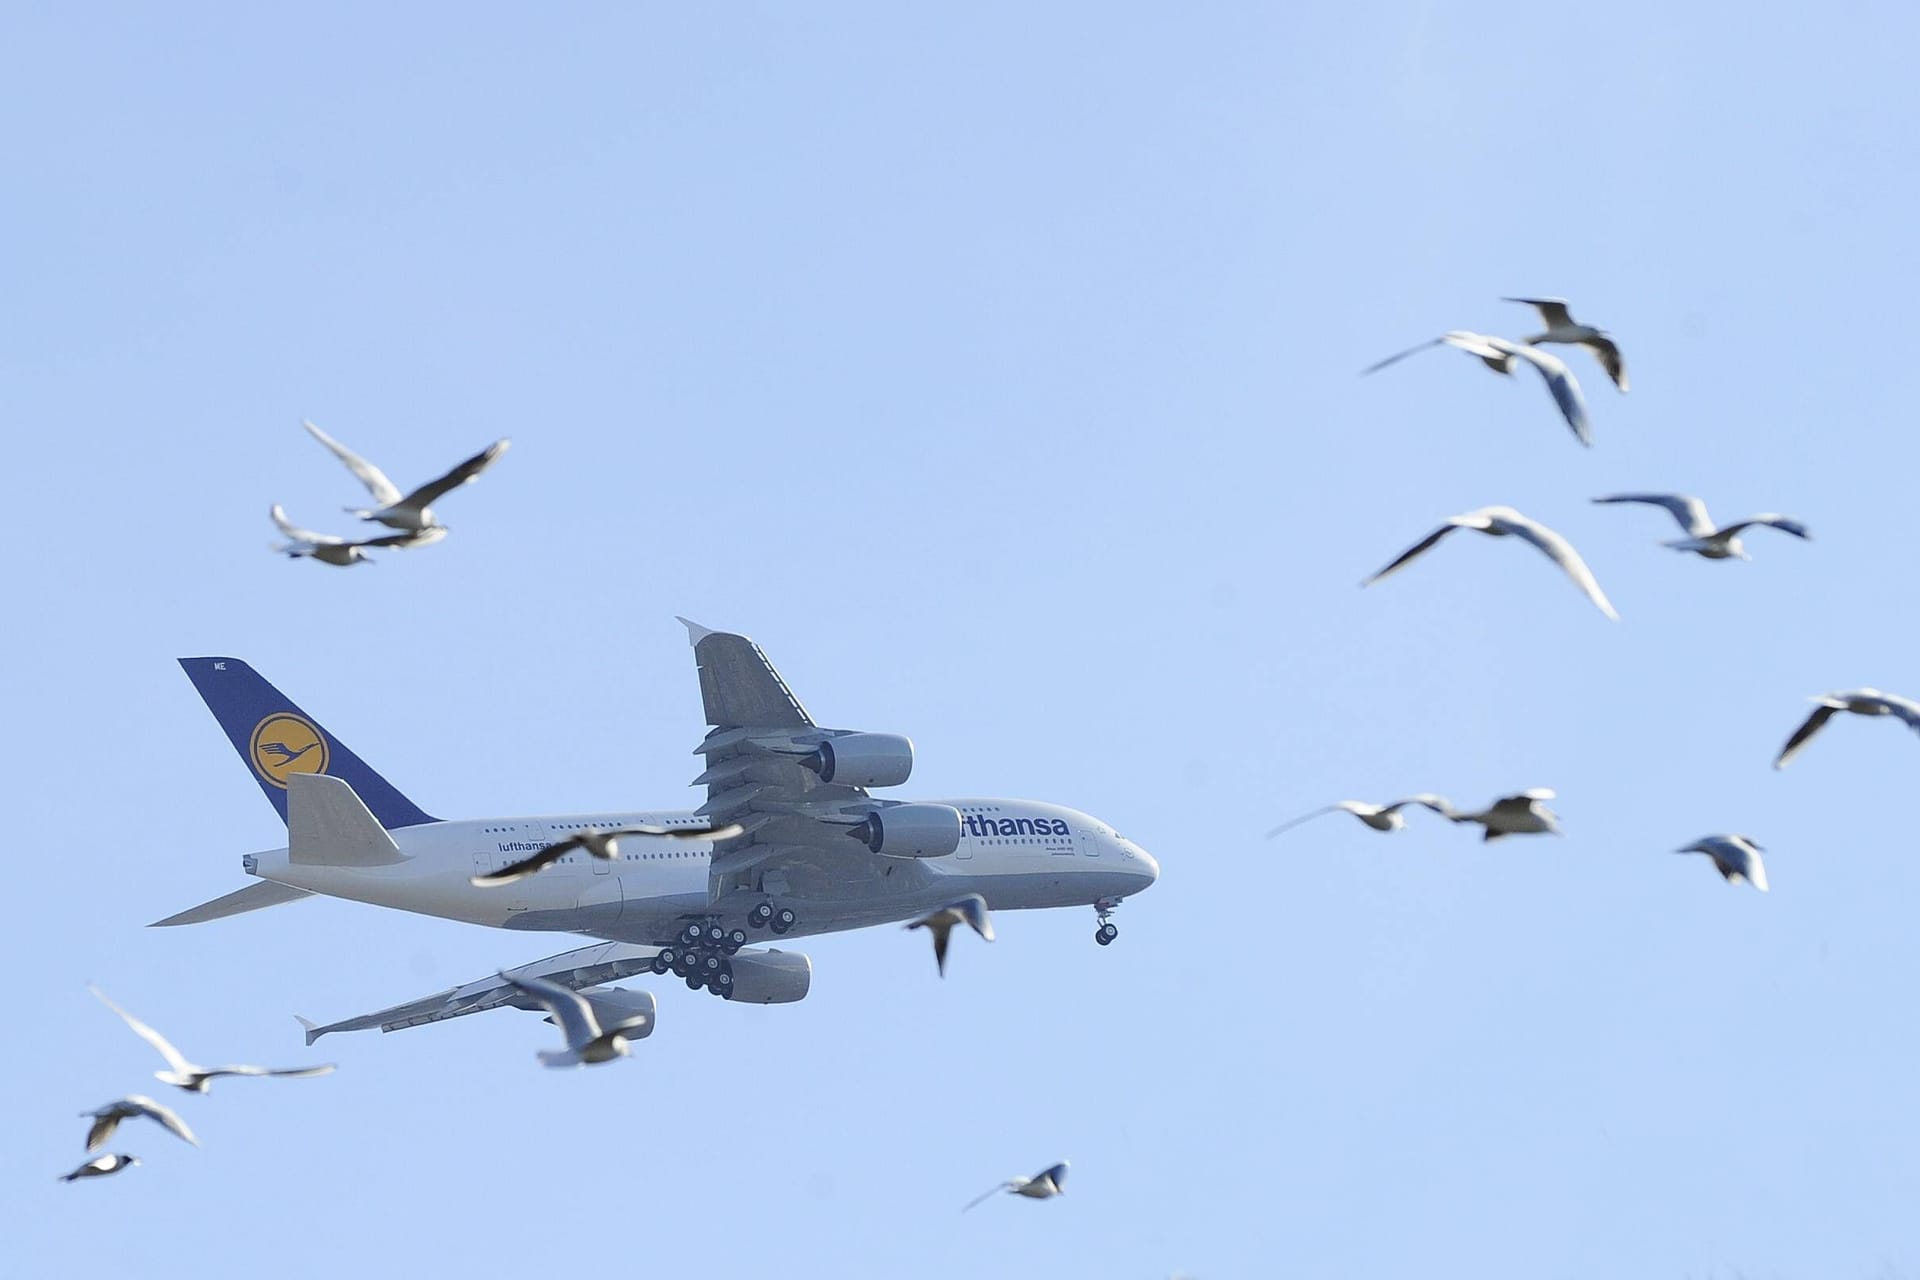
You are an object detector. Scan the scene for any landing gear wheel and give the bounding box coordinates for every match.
[650,954,670,975]
[685,974,703,991]
[704,923,726,946]
[712,971,733,999]
[771,907,797,935]
[701,953,722,975]
[725,928,748,952]
[1095,923,1118,946]
[671,954,695,978]
[680,921,704,947]
[749,902,774,929]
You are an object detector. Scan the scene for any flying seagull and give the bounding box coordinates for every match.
[499,971,650,1068]
[963,1161,1070,1212]
[270,504,447,567]
[59,1154,140,1183]
[1363,330,1592,446]
[1675,835,1769,892]
[1591,494,1810,560]
[1450,789,1561,841]
[906,895,996,976]
[1363,505,1618,620]
[1502,296,1629,391]
[91,986,336,1094]
[303,420,509,532]
[1775,689,1920,769]
[471,822,745,887]
[80,1095,199,1152]
[1264,795,1455,838]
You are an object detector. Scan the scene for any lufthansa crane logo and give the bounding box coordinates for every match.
[249,713,330,789]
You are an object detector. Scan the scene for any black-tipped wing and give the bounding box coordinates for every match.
[399,439,510,509]
[1362,523,1464,586]
[1775,704,1839,769]
[1586,336,1629,391]
[1492,340,1591,446]
[1718,515,1811,542]
[472,837,581,887]
[1359,336,1445,377]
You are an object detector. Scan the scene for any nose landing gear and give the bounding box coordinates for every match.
[1093,898,1123,946]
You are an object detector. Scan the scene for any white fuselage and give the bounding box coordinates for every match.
[247,797,1158,946]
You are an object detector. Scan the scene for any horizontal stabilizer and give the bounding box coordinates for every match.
[289,773,407,867]
[151,879,314,927]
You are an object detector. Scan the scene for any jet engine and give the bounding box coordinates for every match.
[802,733,914,787]
[569,986,658,1038]
[725,949,812,1004]
[845,803,963,858]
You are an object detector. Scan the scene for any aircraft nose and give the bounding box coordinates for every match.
[1128,844,1160,890]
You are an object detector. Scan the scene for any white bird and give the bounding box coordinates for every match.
[303,420,509,532]
[1450,789,1561,841]
[91,986,336,1094]
[906,895,996,977]
[1591,493,1810,560]
[1775,689,1920,769]
[270,504,447,567]
[1264,795,1455,838]
[1363,330,1592,446]
[1675,835,1769,892]
[963,1161,1070,1212]
[500,971,650,1068]
[80,1095,199,1151]
[1502,296,1629,391]
[471,822,744,887]
[59,1154,140,1183]
[1363,505,1618,620]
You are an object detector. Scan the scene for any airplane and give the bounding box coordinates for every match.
[162,619,1159,1047]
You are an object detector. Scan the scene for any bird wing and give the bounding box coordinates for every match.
[604,822,747,842]
[501,971,602,1048]
[1716,514,1811,541]
[1037,1161,1069,1192]
[1434,330,1514,366]
[90,987,196,1076]
[128,1095,200,1147]
[269,504,343,546]
[1585,335,1629,391]
[357,526,451,551]
[955,893,995,941]
[1490,340,1591,446]
[1362,522,1467,587]
[962,1181,1018,1212]
[1502,296,1574,328]
[397,439,510,510]
[471,838,579,887]
[202,1064,335,1081]
[83,1112,120,1152]
[928,918,953,975]
[1492,511,1618,620]
[1775,704,1840,768]
[1359,337,1445,376]
[1590,493,1713,537]
[302,421,402,506]
[1390,794,1456,818]
[1263,805,1340,838]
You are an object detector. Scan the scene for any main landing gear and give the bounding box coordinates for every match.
[1093,899,1122,947]
[747,900,797,935]
[651,918,749,1000]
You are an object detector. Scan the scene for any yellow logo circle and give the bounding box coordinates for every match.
[249,714,330,789]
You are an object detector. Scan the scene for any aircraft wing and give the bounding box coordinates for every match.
[678,620,938,905]
[297,941,661,1042]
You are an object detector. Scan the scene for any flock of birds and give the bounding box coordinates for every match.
[270,420,509,565]
[62,988,333,1182]
[110,311,1905,1206]
[1268,296,1913,894]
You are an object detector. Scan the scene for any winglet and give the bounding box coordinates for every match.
[677,616,716,644]
[295,1015,322,1047]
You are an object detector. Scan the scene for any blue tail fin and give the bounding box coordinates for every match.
[178,657,438,829]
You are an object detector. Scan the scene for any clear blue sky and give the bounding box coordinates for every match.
[6,3,1919,1275]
